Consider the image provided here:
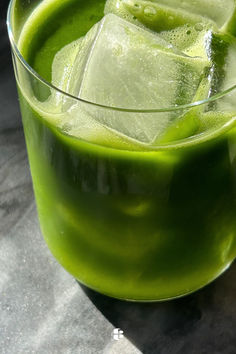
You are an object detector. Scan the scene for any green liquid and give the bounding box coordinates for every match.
[15,0,236,300]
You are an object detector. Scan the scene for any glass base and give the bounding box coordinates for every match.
[75,260,234,302]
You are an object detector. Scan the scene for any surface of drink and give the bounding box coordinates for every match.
[9,0,236,300]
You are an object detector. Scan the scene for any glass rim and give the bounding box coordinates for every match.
[7,0,236,114]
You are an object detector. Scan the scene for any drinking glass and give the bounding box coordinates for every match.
[7,0,236,301]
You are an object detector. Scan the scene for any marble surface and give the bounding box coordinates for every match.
[1,3,236,353]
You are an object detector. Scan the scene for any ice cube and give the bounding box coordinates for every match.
[65,14,210,143]
[208,33,236,113]
[105,0,217,33]
[159,25,213,60]
[106,0,215,61]
[155,0,235,30]
[105,0,234,33]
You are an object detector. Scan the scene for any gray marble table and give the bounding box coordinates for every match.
[1,4,236,353]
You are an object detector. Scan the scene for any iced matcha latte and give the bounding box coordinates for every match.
[8,0,236,300]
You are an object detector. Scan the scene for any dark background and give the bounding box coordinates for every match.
[0,0,21,131]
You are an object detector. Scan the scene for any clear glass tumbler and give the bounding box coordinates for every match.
[7,0,236,301]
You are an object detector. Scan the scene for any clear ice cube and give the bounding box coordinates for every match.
[63,14,211,143]
[105,0,234,32]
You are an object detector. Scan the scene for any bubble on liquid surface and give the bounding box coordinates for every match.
[194,23,204,32]
[128,1,142,13]
[144,6,157,18]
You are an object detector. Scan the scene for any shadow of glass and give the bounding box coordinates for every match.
[79,261,236,354]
